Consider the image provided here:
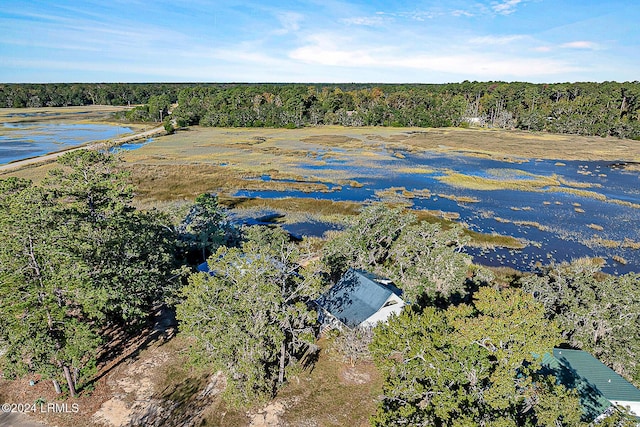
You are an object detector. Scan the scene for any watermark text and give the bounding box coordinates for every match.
[1,402,79,414]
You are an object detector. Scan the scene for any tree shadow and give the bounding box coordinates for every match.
[85,304,177,393]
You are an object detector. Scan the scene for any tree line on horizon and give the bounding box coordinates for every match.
[1,81,639,139]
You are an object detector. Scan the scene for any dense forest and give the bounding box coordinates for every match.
[2,81,639,139]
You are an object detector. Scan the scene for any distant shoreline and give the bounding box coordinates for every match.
[0,125,165,173]
[0,105,165,173]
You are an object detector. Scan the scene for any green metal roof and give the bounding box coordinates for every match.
[552,349,640,403]
[541,348,640,421]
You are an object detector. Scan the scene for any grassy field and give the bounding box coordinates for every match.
[6,123,640,182]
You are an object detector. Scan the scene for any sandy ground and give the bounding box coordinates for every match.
[0,412,48,427]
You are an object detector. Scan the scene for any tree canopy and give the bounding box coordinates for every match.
[0,150,176,396]
[322,204,471,304]
[2,81,639,138]
[176,226,324,405]
[370,287,585,426]
[521,259,640,387]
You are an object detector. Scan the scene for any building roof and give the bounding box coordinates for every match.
[541,348,640,421]
[552,349,640,403]
[315,269,403,328]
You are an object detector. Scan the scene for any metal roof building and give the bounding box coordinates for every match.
[315,268,405,329]
[542,348,640,420]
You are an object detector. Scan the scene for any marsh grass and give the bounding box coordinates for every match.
[612,255,628,265]
[549,187,607,200]
[437,170,559,191]
[397,166,435,174]
[464,230,526,249]
[412,189,432,198]
[610,199,640,209]
[436,169,640,210]
[0,160,58,181]
[375,187,416,201]
[558,177,602,189]
[0,105,131,124]
[494,217,549,231]
[401,127,640,161]
[437,193,481,203]
[586,237,640,250]
[623,239,640,250]
[220,196,362,218]
[126,163,329,201]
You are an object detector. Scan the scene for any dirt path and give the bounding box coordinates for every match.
[0,412,48,427]
[0,126,165,173]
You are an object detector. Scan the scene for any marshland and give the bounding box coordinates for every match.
[2,109,639,274]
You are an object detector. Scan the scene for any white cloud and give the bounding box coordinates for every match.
[341,16,387,26]
[376,10,436,21]
[492,0,525,15]
[398,54,579,76]
[274,11,304,35]
[289,34,381,67]
[451,10,474,17]
[287,33,580,78]
[469,35,525,45]
[560,41,599,49]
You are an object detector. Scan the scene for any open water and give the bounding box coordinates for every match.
[0,122,133,164]
[234,151,640,275]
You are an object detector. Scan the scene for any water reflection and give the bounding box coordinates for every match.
[0,122,133,164]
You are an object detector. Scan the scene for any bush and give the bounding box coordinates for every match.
[163,119,175,135]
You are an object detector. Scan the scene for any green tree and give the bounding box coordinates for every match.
[0,179,99,397]
[322,204,471,303]
[0,151,176,396]
[385,222,471,303]
[176,193,236,263]
[176,227,323,405]
[46,150,176,323]
[148,94,171,122]
[521,260,640,387]
[321,204,413,279]
[370,287,584,426]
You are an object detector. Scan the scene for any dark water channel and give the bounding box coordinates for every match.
[235,151,640,275]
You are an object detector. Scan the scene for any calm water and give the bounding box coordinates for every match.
[235,151,640,275]
[0,122,134,164]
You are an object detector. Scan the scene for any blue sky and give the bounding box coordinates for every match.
[1,0,638,83]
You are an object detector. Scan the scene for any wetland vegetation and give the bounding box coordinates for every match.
[2,119,639,274]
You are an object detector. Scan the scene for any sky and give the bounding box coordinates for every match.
[1,0,638,83]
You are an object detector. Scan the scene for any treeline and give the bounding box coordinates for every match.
[0,83,183,108]
[3,82,640,138]
[168,82,640,139]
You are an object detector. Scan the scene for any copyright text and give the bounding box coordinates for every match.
[1,402,79,414]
